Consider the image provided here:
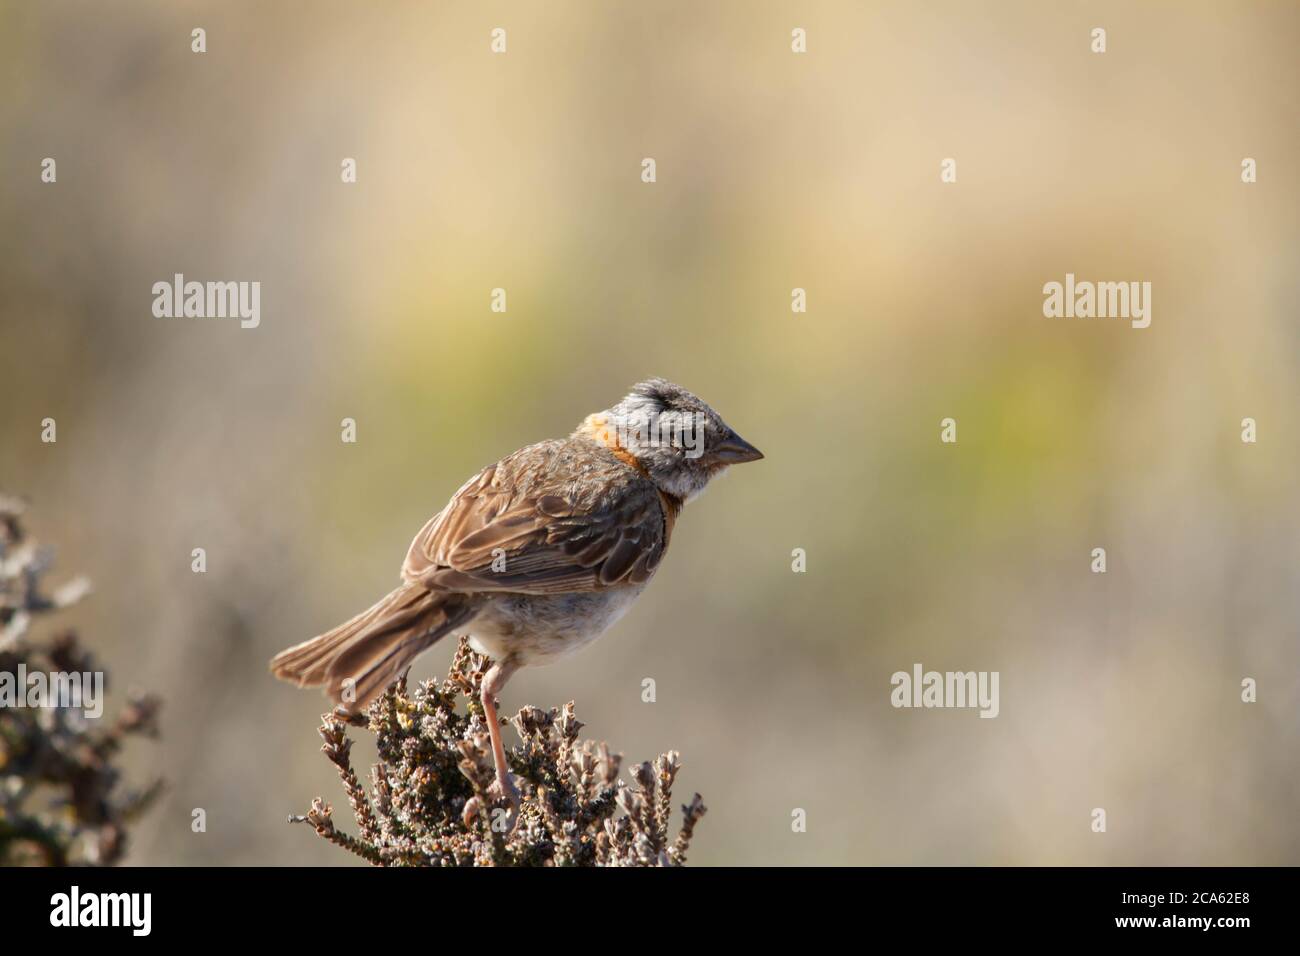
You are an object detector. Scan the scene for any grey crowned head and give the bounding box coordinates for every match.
[600,378,763,501]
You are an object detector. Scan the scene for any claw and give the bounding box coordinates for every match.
[487,773,522,834]
[462,773,522,833]
[461,795,483,828]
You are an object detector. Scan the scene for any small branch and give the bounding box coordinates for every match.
[290,637,707,866]
[289,798,382,866]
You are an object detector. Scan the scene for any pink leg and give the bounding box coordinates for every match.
[464,658,521,830]
[481,659,520,796]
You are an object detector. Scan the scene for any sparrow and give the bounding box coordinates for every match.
[269,378,762,825]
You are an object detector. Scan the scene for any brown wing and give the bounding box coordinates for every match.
[401,443,668,595]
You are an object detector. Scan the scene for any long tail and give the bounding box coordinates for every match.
[270,584,482,713]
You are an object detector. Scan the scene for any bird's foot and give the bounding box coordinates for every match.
[488,771,522,809]
[462,772,522,834]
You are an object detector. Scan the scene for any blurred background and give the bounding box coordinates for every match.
[1,0,1297,865]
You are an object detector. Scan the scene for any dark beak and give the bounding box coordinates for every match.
[710,430,764,465]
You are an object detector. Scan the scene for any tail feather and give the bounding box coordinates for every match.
[270,585,481,713]
[270,586,411,685]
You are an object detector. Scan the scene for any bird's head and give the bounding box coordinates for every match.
[576,378,763,502]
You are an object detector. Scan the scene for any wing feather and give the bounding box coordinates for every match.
[401,443,667,595]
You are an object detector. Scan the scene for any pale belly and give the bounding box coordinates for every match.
[466,586,646,667]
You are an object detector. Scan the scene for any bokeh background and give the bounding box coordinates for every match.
[2,0,1297,865]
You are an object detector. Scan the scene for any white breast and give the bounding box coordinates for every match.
[467,585,648,667]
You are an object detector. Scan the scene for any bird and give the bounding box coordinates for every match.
[269,378,762,826]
